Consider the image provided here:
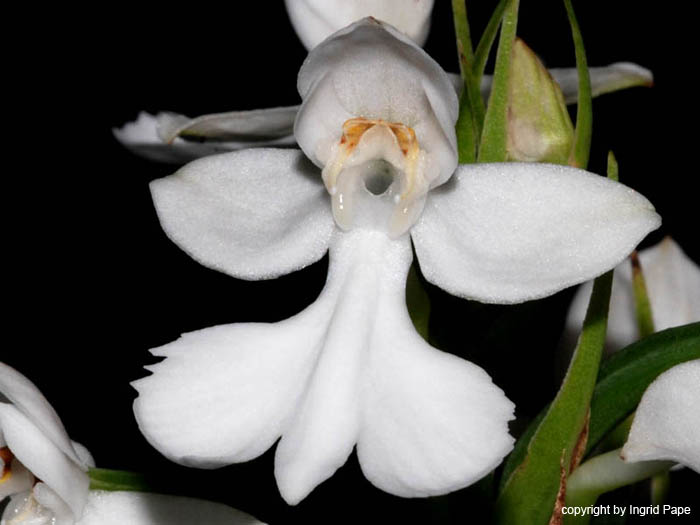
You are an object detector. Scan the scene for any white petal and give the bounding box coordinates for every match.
[135,229,513,504]
[74,491,264,525]
[355,254,515,497]
[295,18,458,189]
[285,0,434,50]
[478,63,653,105]
[552,63,653,104]
[276,230,514,502]
[70,441,95,469]
[0,458,33,500]
[476,63,653,105]
[156,106,297,144]
[132,313,324,469]
[622,360,700,473]
[113,111,296,164]
[33,483,74,525]
[565,238,700,352]
[0,363,85,467]
[150,148,335,280]
[273,230,400,504]
[0,404,88,520]
[412,162,661,304]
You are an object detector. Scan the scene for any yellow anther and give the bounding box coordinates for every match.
[1,447,13,483]
[322,117,428,236]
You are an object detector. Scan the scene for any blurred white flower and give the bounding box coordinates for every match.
[0,363,264,525]
[1,362,93,525]
[621,359,700,473]
[132,18,660,505]
[565,237,700,352]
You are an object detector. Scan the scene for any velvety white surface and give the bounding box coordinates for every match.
[285,0,434,50]
[77,491,263,525]
[113,112,296,164]
[1,490,264,525]
[0,363,84,467]
[411,162,661,304]
[133,229,514,504]
[565,238,700,351]
[622,360,700,473]
[295,18,458,188]
[150,148,335,280]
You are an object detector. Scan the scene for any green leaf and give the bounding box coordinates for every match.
[564,0,593,168]
[630,251,655,338]
[477,0,519,163]
[586,322,700,455]
[406,262,431,340]
[496,153,618,524]
[502,322,700,492]
[451,0,479,162]
[473,0,510,87]
[496,270,612,525]
[455,87,478,163]
[88,467,152,492]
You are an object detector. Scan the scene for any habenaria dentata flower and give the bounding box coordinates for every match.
[131,18,660,505]
[0,363,264,525]
[621,359,700,473]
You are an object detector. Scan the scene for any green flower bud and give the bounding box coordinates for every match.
[506,39,574,164]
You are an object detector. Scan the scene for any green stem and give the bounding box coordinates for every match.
[88,467,152,492]
[478,0,520,163]
[631,252,655,338]
[564,450,672,525]
[564,0,592,168]
[451,0,479,162]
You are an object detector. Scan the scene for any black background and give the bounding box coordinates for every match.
[4,1,698,523]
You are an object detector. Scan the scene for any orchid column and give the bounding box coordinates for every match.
[133,18,660,506]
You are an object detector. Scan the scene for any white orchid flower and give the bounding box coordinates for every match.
[0,363,264,525]
[621,360,700,473]
[114,67,652,164]
[1,362,94,524]
[564,237,700,352]
[131,18,660,505]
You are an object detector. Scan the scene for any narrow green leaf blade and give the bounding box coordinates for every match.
[564,0,593,168]
[452,0,480,161]
[500,152,618,490]
[455,89,477,163]
[630,251,655,338]
[586,322,700,454]
[477,0,519,163]
[502,322,700,489]
[473,0,509,85]
[496,272,612,524]
[496,154,618,524]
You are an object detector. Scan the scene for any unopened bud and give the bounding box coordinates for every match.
[506,39,574,164]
